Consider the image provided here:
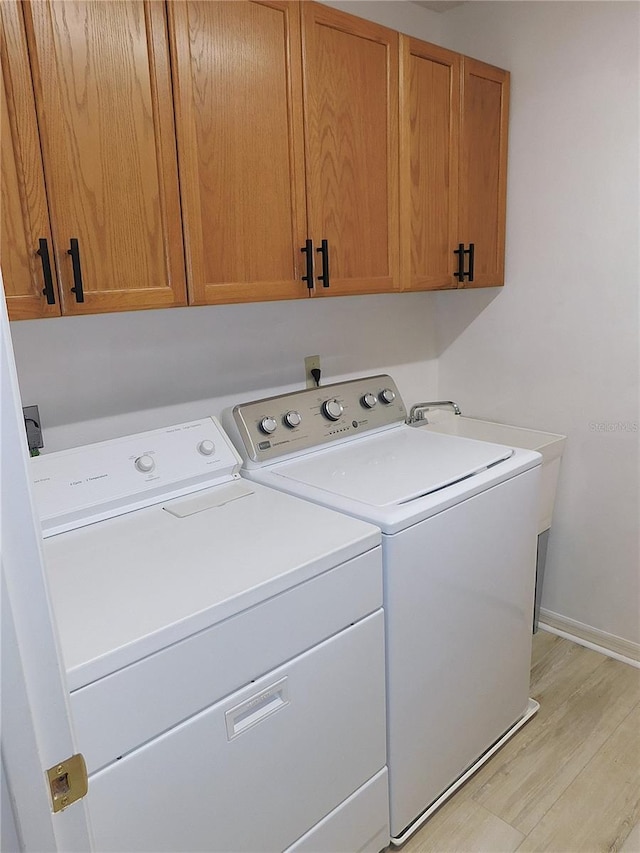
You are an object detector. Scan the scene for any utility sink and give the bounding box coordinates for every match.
[415,411,566,534]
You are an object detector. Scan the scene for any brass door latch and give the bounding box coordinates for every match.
[46,754,88,812]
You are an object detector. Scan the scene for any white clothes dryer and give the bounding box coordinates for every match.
[229,376,542,845]
[31,417,389,853]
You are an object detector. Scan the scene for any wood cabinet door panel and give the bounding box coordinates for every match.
[24,0,186,314]
[1,0,59,320]
[302,3,399,296]
[170,0,308,305]
[400,37,460,291]
[459,58,509,288]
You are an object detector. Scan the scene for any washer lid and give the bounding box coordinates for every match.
[272,426,513,507]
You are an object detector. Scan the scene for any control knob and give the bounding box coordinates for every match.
[361,393,377,409]
[197,439,216,456]
[259,416,278,435]
[379,388,396,405]
[284,410,302,428]
[322,399,344,421]
[134,454,155,473]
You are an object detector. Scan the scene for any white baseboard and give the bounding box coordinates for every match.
[539,609,640,669]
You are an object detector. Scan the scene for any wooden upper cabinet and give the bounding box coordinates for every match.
[3,0,510,319]
[459,58,510,288]
[169,0,308,305]
[1,0,59,320]
[170,0,400,305]
[399,36,460,291]
[18,0,186,316]
[301,3,399,297]
[400,40,509,291]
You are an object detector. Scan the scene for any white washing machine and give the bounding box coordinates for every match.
[229,375,542,845]
[31,417,389,853]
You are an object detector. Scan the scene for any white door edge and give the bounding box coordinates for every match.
[1,276,93,851]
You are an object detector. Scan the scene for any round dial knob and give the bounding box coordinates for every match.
[361,393,377,409]
[322,399,344,421]
[284,410,302,428]
[134,454,155,473]
[197,439,216,456]
[259,416,278,435]
[379,388,396,405]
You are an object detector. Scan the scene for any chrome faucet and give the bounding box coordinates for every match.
[407,400,462,425]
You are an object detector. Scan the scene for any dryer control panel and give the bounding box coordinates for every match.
[233,375,406,464]
[32,418,241,536]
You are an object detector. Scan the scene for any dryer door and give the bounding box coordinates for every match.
[84,611,386,853]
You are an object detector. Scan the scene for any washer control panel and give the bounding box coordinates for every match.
[233,375,406,464]
[32,418,241,536]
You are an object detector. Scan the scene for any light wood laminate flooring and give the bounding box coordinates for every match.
[397,630,640,853]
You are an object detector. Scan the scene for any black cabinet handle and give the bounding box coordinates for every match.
[36,238,56,304]
[453,243,474,283]
[454,243,465,283]
[301,239,314,289]
[316,239,330,288]
[67,238,85,302]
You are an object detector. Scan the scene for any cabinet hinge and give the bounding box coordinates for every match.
[46,753,88,813]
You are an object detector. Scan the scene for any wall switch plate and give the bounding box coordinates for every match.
[23,405,43,451]
[304,355,321,388]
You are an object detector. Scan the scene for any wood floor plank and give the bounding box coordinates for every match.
[472,657,640,834]
[530,631,605,720]
[620,819,640,852]
[401,797,525,853]
[530,629,561,668]
[516,703,640,852]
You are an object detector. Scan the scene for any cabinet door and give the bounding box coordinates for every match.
[169,0,308,305]
[459,58,509,288]
[23,0,186,315]
[399,36,460,291]
[0,0,59,320]
[302,3,399,297]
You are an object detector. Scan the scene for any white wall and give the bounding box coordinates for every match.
[434,1,640,645]
[10,293,438,451]
[322,0,442,38]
